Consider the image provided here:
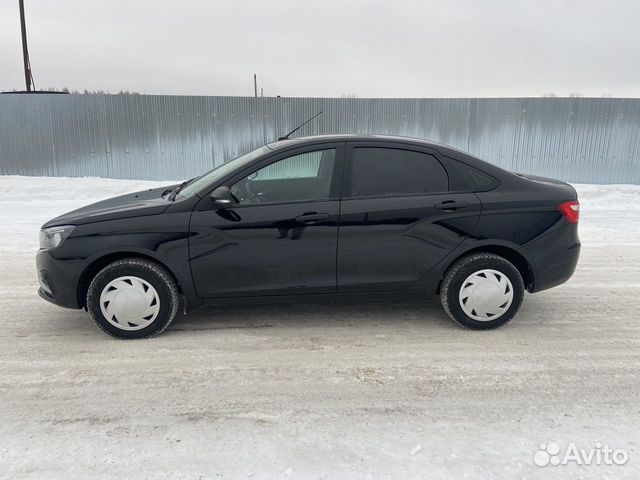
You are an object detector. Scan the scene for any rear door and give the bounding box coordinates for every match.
[189,143,345,298]
[337,142,481,292]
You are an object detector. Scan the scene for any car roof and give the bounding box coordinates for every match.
[266,134,469,157]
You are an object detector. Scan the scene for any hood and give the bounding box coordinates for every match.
[42,185,173,227]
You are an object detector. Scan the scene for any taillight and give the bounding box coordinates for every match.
[558,200,580,224]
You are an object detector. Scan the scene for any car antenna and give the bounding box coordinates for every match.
[278,111,323,141]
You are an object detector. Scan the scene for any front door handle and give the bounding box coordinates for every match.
[295,212,329,223]
[435,200,468,210]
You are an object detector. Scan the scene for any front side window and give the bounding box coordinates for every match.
[348,147,448,197]
[230,149,336,205]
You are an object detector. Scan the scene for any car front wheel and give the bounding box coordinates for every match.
[86,258,179,339]
[440,252,524,330]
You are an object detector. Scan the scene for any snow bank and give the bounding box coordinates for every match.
[574,183,640,211]
[0,176,173,253]
[0,175,638,253]
[574,184,640,244]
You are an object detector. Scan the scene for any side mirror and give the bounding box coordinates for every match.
[210,186,234,209]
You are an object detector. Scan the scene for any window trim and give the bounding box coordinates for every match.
[341,142,451,200]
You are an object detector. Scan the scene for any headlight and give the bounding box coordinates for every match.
[39,225,75,249]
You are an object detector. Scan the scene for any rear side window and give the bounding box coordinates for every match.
[348,147,448,197]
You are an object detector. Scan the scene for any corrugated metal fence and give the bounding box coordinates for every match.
[1,94,638,183]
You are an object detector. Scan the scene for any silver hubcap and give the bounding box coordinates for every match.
[459,269,513,321]
[100,276,160,331]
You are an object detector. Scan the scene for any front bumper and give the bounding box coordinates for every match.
[35,249,87,309]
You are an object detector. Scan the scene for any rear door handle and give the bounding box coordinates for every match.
[294,212,329,223]
[435,200,468,210]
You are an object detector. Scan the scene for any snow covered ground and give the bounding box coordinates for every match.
[0,175,639,479]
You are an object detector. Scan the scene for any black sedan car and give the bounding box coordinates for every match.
[36,135,580,338]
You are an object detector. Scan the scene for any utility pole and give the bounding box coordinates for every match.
[18,0,33,92]
[253,74,257,98]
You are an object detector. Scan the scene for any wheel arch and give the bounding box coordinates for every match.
[438,245,534,293]
[77,251,181,309]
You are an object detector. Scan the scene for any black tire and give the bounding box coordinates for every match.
[86,258,179,339]
[440,253,524,330]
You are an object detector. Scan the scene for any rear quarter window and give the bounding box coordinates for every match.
[446,157,500,192]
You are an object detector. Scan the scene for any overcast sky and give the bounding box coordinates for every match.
[1,0,639,97]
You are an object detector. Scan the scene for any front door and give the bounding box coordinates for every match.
[337,143,481,292]
[189,144,344,298]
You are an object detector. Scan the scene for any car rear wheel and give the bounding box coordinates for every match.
[440,252,524,330]
[86,258,179,339]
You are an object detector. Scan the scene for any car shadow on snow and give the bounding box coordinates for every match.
[166,298,457,334]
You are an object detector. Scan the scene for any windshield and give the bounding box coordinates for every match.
[175,145,270,199]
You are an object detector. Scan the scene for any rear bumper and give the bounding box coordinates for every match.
[35,249,87,309]
[519,223,580,293]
